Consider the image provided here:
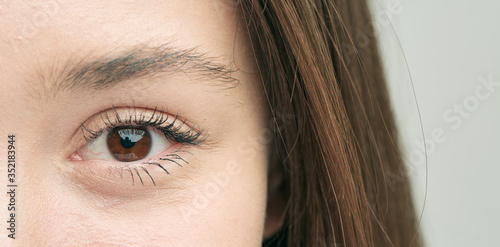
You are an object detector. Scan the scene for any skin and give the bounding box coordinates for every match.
[0,1,275,246]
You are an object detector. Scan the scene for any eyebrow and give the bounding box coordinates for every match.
[36,44,239,97]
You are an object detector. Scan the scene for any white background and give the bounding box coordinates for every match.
[372,0,500,246]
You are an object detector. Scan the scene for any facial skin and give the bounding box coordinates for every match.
[0,1,272,246]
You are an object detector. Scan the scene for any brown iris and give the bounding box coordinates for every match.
[107,126,152,162]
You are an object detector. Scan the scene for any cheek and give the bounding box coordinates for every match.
[180,147,269,246]
[160,138,270,246]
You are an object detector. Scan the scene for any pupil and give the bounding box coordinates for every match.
[121,136,135,149]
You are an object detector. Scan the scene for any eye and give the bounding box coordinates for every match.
[71,107,203,164]
[77,126,173,162]
[66,107,204,187]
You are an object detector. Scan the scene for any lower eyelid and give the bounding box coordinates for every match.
[63,144,192,196]
[62,160,187,203]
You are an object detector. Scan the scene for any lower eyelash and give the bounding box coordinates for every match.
[117,150,191,186]
[159,153,189,167]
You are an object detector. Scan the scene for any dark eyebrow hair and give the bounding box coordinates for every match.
[35,45,239,97]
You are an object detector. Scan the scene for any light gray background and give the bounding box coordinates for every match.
[371,0,499,246]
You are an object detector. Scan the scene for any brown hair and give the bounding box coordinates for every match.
[238,0,422,246]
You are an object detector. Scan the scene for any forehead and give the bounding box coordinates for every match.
[0,0,242,88]
[0,0,253,116]
[0,0,239,47]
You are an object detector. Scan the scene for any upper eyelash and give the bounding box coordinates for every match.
[80,106,204,145]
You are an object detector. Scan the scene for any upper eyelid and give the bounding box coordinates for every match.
[80,106,172,140]
[79,106,204,144]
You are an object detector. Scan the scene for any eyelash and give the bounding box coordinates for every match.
[78,106,204,186]
[80,106,203,144]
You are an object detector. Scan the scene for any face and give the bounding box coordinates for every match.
[0,1,272,246]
